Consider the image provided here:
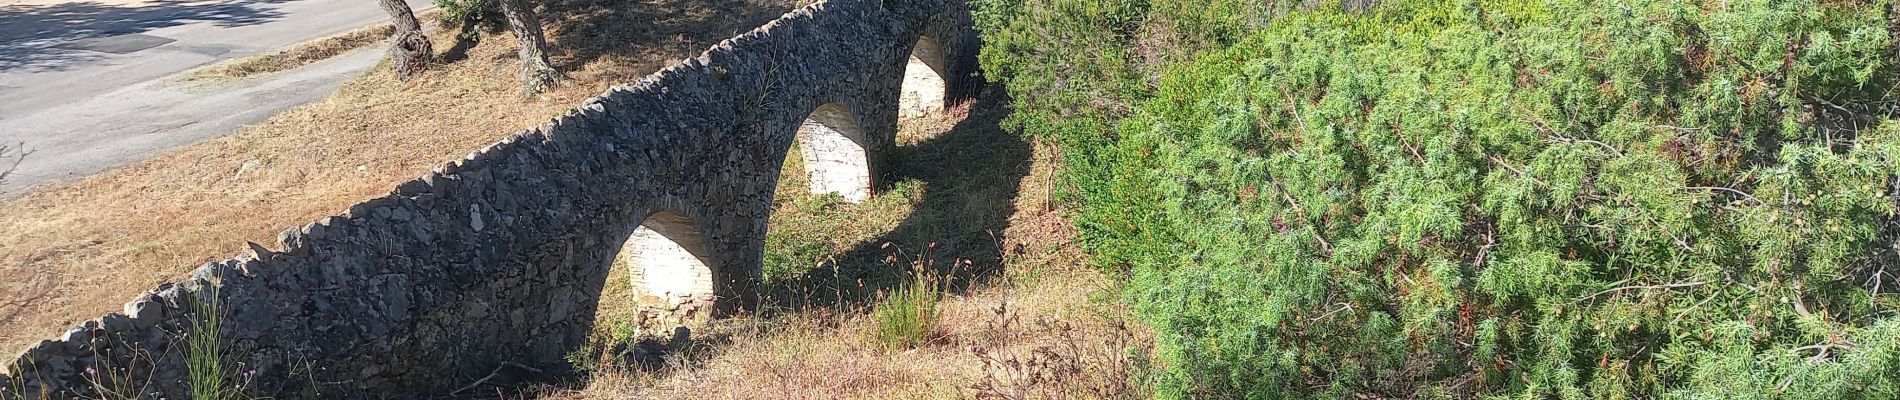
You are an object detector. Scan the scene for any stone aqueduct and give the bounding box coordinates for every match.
[0,0,979,397]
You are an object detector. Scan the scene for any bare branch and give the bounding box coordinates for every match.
[1685,186,1764,205]
[448,361,543,396]
[0,142,28,184]
[1543,135,1625,158]
[1575,280,1712,303]
[1265,172,1333,255]
[1487,155,1546,186]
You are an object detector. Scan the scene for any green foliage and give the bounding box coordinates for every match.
[566,319,642,376]
[759,178,924,284]
[762,211,835,282]
[432,0,491,25]
[185,282,235,400]
[978,0,1900,397]
[870,270,942,350]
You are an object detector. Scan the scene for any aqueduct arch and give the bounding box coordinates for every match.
[1,0,981,397]
[620,210,718,320]
[900,35,948,117]
[796,103,874,203]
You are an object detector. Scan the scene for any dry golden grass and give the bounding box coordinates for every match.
[0,0,804,354]
[186,23,397,81]
[551,271,1140,400]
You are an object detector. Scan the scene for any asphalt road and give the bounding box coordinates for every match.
[0,0,431,199]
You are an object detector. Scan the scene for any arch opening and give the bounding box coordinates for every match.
[899,35,947,118]
[620,210,717,324]
[796,103,873,203]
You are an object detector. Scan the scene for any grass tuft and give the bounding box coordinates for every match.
[183,279,232,400]
[869,266,941,350]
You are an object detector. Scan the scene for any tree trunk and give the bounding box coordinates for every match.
[496,0,561,97]
[378,0,432,81]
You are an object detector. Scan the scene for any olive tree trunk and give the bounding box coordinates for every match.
[378,0,433,81]
[495,0,561,96]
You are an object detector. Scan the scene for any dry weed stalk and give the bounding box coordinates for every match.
[970,294,1144,400]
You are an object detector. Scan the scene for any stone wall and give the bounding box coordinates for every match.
[0,0,978,397]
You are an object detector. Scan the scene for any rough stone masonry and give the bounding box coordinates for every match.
[0,0,978,397]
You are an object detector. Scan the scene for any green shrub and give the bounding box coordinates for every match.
[870,271,942,349]
[978,0,1900,398]
[432,0,491,25]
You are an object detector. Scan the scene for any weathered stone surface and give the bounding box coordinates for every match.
[123,298,162,329]
[0,0,977,398]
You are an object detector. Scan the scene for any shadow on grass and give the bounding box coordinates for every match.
[435,5,508,65]
[759,89,1029,311]
[538,0,796,74]
[591,89,1027,378]
[473,91,1022,400]
[431,0,794,84]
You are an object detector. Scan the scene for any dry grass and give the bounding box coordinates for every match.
[548,270,1141,400]
[0,0,804,354]
[185,23,397,81]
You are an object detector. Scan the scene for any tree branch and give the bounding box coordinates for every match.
[1575,280,1712,302]
[1685,186,1763,205]
[1487,155,1546,186]
[1543,135,1624,158]
[449,361,543,396]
